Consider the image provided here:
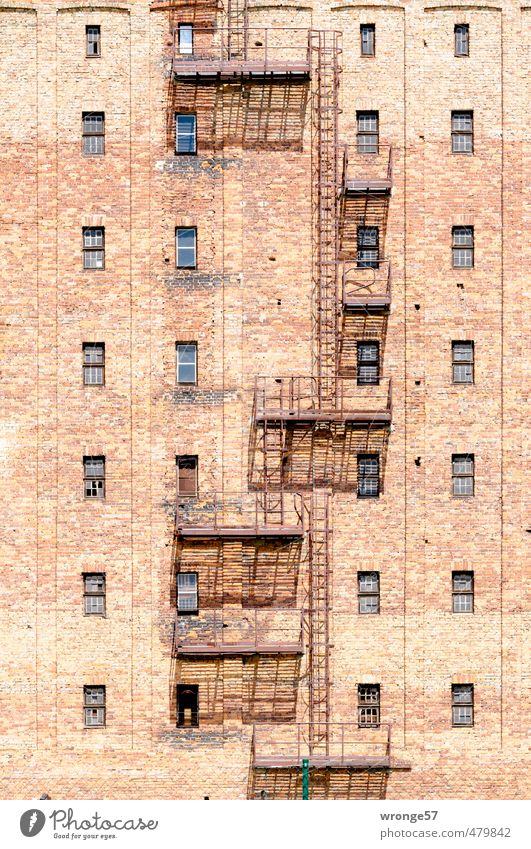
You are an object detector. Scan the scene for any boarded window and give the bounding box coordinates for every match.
[176,456,198,497]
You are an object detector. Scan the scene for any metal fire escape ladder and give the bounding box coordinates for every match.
[227,0,249,59]
[307,490,331,752]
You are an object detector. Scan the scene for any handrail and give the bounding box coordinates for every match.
[175,607,304,651]
[175,491,304,533]
[342,259,392,304]
[172,26,313,69]
[342,143,393,188]
[252,721,392,766]
[254,375,392,418]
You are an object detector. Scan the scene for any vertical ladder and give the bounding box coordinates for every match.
[307,490,331,750]
[227,0,248,60]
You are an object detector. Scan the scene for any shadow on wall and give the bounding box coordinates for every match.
[248,767,389,800]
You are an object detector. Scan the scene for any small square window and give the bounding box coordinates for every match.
[455,24,469,57]
[178,24,193,55]
[452,226,474,268]
[83,343,105,385]
[84,685,105,726]
[357,226,379,268]
[452,453,474,497]
[358,571,380,614]
[452,684,473,726]
[176,343,197,385]
[360,24,375,57]
[452,571,474,613]
[176,227,196,269]
[358,684,380,727]
[84,455,105,499]
[452,341,474,384]
[357,111,379,154]
[357,342,380,385]
[83,227,105,270]
[86,25,101,57]
[82,112,105,155]
[177,455,198,497]
[83,573,106,615]
[452,111,473,154]
[358,454,380,498]
[175,114,196,154]
[177,573,198,613]
[177,684,198,727]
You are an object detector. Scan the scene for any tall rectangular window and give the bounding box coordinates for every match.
[360,24,375,56]
[358,454,380,498]
[83,343,105,385]
[83,227,105,269]
[452,453,474,497]
[357,341,380,385]
[451,111,473,154]
[452,226,474,268]
[84,456,105,499]
[357,226,379,268]
[84,686,105,727]
[357,111,379,154]
[177,573,198,613]
[177,456,198,497]
[452,341,474,384]
[452,572,474,613]
[176,343,197,385]
[452,684,474,726]
[84,573,106,615]
[176,228,196,268]
[175,114,196,154]
[177,684,199,727]
[178,24,193,55]
[82,112,105,155]
[358,684,380,727]
[86,25,101,57]
[358,572,380,614]
[454,24,469,57]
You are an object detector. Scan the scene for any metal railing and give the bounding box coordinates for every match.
[342,258,392,306]
[342,143,393,189]
[252,722,391,765]
[174,608,304,653]
[254,375,392,418]
[172,27,311,73]
[175,491,304,533]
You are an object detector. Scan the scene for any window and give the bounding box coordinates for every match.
[84,573,106,615]
[83,227,105,270]
[452,226,474,268]
[177,684,198,727]
[452,684,474,726]
[177,573,198,613]
[84,456,105,499]
[177,456,198,497]
[86,25,101,57]
[178,24,193,55]
[358,684,380,727]
[84,686,105,727]
[82,112,105,155]
[452,453,474,496]
[83,343,105,385]
[455,24,469,57]
[451,111,473,154]
[176,343,197,384]
[357,111,379,154]
[357,341,380,385]
[358,454,380,498]
[357,226,379,268]
[175,114,196,154]
[176,228,196,269]
[358,572,380,614]
[452,341,474,384]
[360,24,375,56]
[452,572,474,613]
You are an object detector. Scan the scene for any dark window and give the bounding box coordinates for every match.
[358,572,380,614]
[452,226,474,268]
[360,24,375,56]
[177,456,198,497]
[357,226,379,268]
[175,114,196,154]
[358,684,380,727]
[177,573,198,613]
[83,343,105,385]
[82,112,105,155]
[455,24,469,57]
[357,341,380,385]
[358,454,379,498]
[177,684,198,727]
[452,341,474,384]
[86,25,101,57]
[452,684,474,726]
[83,227,105,270]
[84,456,105,499]
[452,572,474,613]
[176,227,196,268]
[176,343,197,385]
[178,24,193,55]
[452,111,473,154]
[84,686,105,726]
[357,111,379,154]
[84,573,106,615]
[452,453,474,497]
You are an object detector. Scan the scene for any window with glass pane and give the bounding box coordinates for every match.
[451,111,473,153]
[176,343,197,384]
[83,343,105,385]
[358,684,380,726]
[83,227,105,269]
[357,111,379,154]
[360,24,375,56]
[176,228,196,268]
[357,342,380,385]
[452,341,474,384]
[86,25,101,57]
[358,454,380,498]
[84,573,106,615]
[452,684,473,726]
[452,572,474,613]
[84,456,105,498]
[177,456,198,496]
[178,24,193,55]
[177,573,198,613]
[357,226,379,268]
[452,226,473,268]
[175,114,196,154]
[84,685,105,726]
[358,572,380,614]
[452,453,474,496]
[454,24,469,56]
[82,112,105,155]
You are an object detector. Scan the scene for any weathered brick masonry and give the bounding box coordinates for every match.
[0,0,528,799]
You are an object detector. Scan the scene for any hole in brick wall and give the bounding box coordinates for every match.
[269,256,276,262]
[414,304,420,310]
[277,299,281,305]
[415,379,421,386]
